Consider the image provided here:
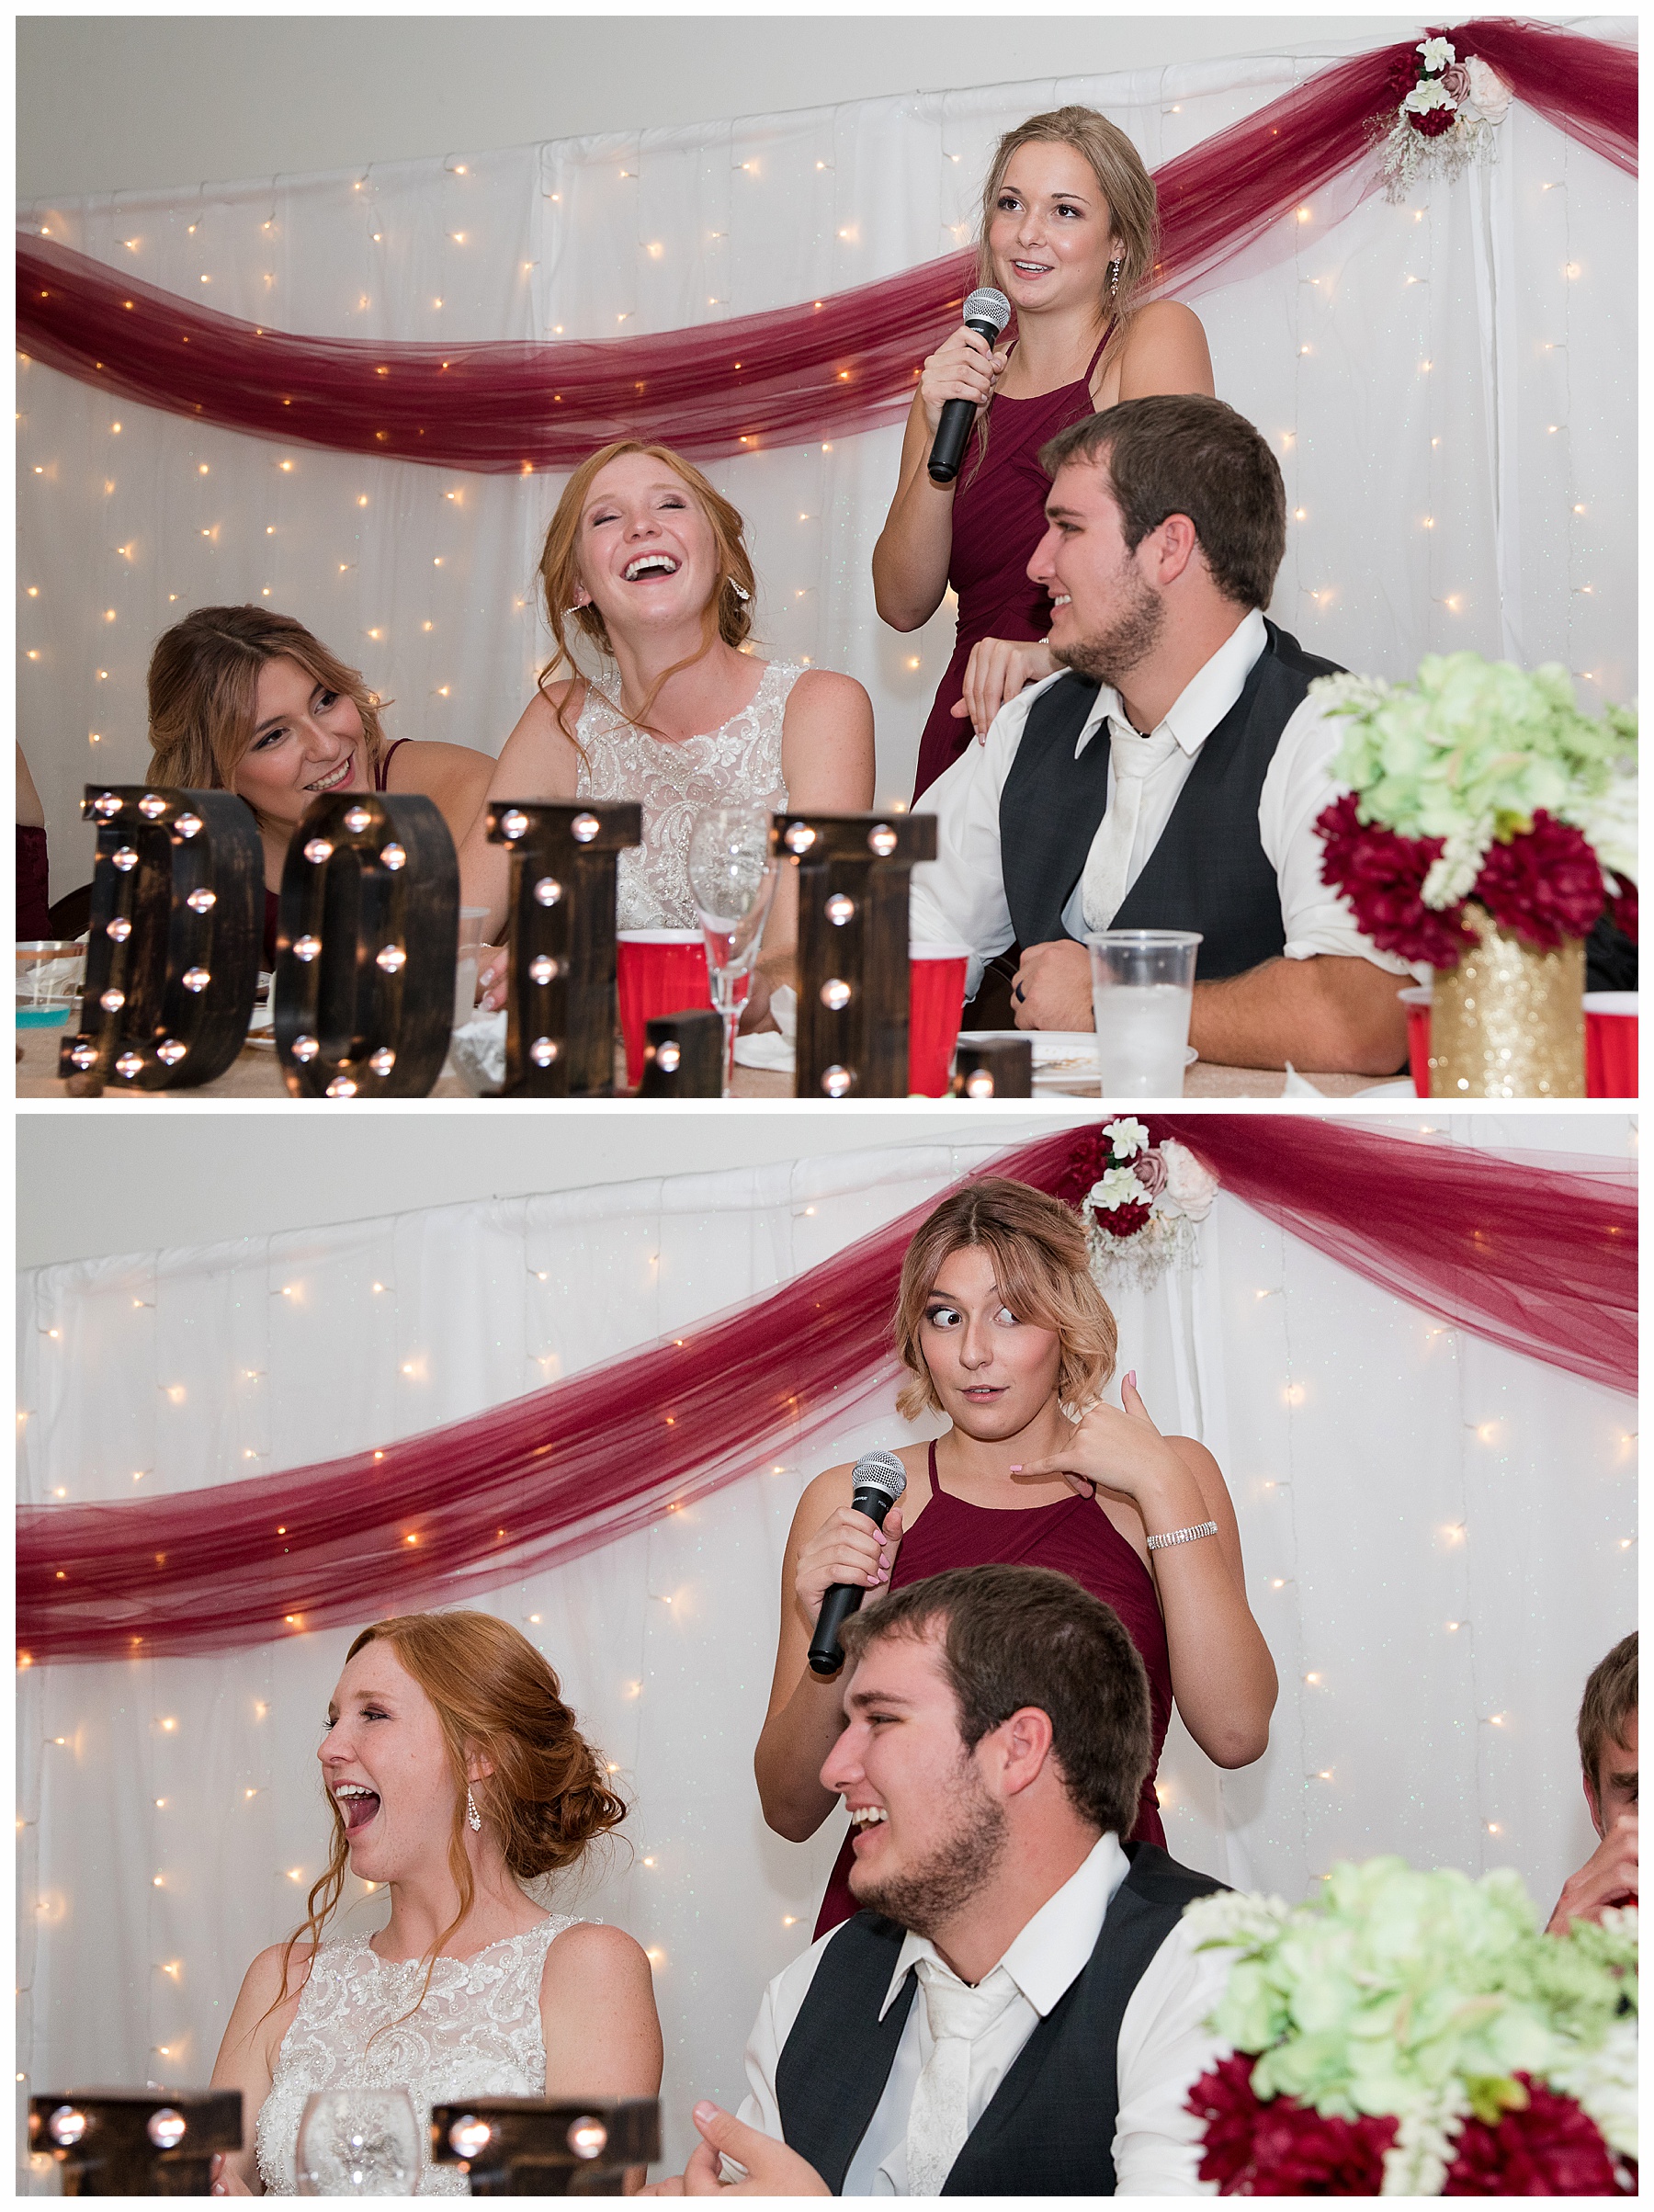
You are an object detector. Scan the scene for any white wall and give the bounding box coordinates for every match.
[18,16,1426,201]
[13,1106,1097,1270]
[17,1105,1634,1270]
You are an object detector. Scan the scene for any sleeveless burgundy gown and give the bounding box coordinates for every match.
[911,328,1112,801]
[262,736,410,966]
[813,1436,1173,1937]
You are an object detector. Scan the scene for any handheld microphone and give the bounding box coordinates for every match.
[926,288,1013,485]
[807,1450,908,1677]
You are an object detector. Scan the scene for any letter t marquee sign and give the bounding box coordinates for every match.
[773,811,937,1098]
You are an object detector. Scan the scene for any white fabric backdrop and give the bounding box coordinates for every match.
[18,21,1635,895]
[17,1114,1637,2179]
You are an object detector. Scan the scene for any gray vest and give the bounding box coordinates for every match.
[773,1841,1226,2196]
[999,621,1343,981]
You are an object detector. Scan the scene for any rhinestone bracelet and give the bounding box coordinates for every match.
[1145,1519,1218,1552]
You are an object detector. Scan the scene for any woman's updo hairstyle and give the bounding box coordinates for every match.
[277,1611,624,2021]
[348,1611,626,1878]
[892,1176,1118,1421]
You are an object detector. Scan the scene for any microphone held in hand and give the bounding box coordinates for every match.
[926,288,1012,485]
[807,1450,908,1676]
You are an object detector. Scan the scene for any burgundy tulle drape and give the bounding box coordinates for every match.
[17,1119,1634,1664]
[15,21,1635,472]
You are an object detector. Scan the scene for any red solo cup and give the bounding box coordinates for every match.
[1584,992,1637,1098]
[1399,986,1433,1099]
[909,943,971,1096]
[617,931,709,1089]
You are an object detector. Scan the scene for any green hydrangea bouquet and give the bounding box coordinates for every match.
[1183,1858,1637,2195]
[1312,655,1637,969]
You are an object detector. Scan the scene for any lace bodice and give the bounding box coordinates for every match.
[255,1917,577,2195]
[574,659,800,929]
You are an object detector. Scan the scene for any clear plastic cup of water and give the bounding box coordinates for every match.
[1086,930,1202,1097]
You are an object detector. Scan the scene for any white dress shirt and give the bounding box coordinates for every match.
[735,1833,1232,2195]
[906,607,1422,1001]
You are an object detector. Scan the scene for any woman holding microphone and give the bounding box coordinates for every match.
[753,1178,1275,1937]
[874,107,1214,800]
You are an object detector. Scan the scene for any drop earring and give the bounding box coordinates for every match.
[1107,258,1122,298]
[466,1786,481,1832]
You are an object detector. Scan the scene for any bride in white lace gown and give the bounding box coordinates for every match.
[461,439,875,1016]
[208,1613,662,2195]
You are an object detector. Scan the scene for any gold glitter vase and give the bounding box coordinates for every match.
[1428,903,1585,1098]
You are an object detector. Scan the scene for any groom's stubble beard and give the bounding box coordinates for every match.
[850,1752,1010,1940]
[1053,553,1165,693]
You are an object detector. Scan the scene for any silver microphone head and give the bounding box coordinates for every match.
[849,1449,907,1505]
[962,287,1012,335]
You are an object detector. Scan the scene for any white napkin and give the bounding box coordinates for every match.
[732,984,797,1072]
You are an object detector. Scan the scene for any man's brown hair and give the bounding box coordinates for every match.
[1039,393,1287,611]
[837,1563,1151,1839]
[1577,1630,1637,1796]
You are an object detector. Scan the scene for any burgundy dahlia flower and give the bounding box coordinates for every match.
[1099,1200,1152,1240]
[1387,51,1424,98]
[1443,2077,1629,2195]
[1188,2057,1399,2195]
[1471,811,1605,948]
[1410,104,1458,136]
[1317,792,1476,968]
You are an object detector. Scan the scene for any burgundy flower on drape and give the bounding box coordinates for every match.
[17,1118,1635,1662]
[14,21,1635,471]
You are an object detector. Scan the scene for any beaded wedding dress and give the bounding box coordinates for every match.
[255,1917,577,2195]
[573,659,800,929]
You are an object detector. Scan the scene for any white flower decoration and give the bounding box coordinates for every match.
[1088,1166,1147,1213]
[1404,78,1457,114]
[1561,767,1638,886]
[1548,2014,1638,2161]
[1102,1117,1150,1157]
[1461,54,1512,123]
[1159,1140,1218,1222]
[1420,827,1492,912]
[1417,35,1456,72]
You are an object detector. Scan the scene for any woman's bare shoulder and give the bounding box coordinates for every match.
[786,665,868,710]
[231,1939,315,2024]
[541,1918,650,1991]
[1113,300,1215,400]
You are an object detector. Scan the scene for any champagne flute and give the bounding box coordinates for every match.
[687,803,779,1096]
[296,2087,421,2195]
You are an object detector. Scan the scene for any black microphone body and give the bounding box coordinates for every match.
[807,1451,908,1676]
[927,288,1013,485]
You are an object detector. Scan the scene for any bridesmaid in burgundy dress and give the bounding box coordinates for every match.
[871,107,1215,800]
[145,607,495,967]
[753,1177,1276,1938]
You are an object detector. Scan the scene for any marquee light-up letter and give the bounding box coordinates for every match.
[274,792,459,1098]
[637,1008,724,1097]
[59,787,261,1091]
[486,800,642,1096]
[772,811,938,1098]
[952,1037,1033,1098]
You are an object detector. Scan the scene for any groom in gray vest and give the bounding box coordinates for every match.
[907,394,1415,1075]
[645,1565,1231,2196]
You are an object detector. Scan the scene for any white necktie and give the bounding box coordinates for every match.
[902,1958,1021,2195]
[1080,720,1181,934]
